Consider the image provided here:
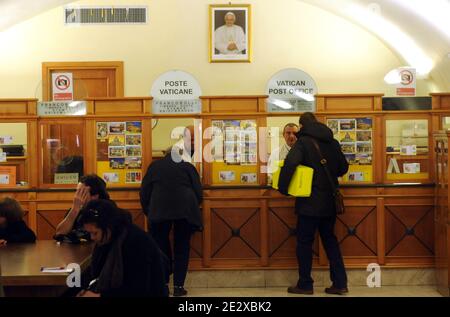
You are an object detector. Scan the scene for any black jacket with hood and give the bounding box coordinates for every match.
[278,121,349,217]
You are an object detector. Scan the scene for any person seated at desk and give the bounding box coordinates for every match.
[76,199,167,297]
[268,123,299,176]
[55,174,111,242]
[0,197,36,246]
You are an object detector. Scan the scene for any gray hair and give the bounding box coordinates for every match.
[224,12,236,20]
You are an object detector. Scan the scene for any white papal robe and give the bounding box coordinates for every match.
[214,24,246,55]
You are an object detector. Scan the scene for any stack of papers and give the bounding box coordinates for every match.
[40,266,74,273]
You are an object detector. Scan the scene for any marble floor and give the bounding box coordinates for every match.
[185,286,443,297]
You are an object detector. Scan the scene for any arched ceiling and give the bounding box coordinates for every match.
[0,0,449,88]
[300,0,450,88]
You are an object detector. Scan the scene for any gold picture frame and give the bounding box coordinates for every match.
[209,4,251,63]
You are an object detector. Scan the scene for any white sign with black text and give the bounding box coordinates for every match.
[266,68,317,112]
[151,70,202,114]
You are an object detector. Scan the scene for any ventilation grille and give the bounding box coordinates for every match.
[64,6,147,25]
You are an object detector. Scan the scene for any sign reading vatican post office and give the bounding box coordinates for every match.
[266,68,318,113]
[151,70,202,114]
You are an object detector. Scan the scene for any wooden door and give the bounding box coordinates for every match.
[42,61,124,101]
[434,133,450,296]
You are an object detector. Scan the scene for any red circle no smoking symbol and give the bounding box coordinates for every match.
[55,75,71,90]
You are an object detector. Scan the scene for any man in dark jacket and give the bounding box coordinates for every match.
[140,146,203,297]
[278,112,349,295]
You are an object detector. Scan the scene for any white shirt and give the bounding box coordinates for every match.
[268,143,292,174]
[214,24,246,54]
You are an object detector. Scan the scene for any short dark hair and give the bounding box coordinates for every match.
[299,112,318,127]
[0,197,24,223]
[79,199,131,240]
[80,174,110,200]
[283,123,299,134]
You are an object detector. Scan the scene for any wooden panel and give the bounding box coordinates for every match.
[0,102,28,115]
[36,210,66,240]
[93,100,145,115]
[432,94,450,110]
[268,207,297,258]
[42,61,124,101]
[210,207,261,259]
[385,205,434,257]
[433,133,450,296]
[439,96,450,109]
[324,97,374,111]
[335,206,377,257]
[209,99,258,113]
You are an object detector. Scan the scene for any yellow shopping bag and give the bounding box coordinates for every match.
[271,160,313,197]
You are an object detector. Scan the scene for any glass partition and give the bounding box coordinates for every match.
[40,121,84,185]
[385,118,429,181]
[0,122,28,187]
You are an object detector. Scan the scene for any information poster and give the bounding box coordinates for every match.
[327,117,373,182]
[96,121,143,185]
[0,166,16,187]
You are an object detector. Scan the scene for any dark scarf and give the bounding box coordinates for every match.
[92,228,128,293]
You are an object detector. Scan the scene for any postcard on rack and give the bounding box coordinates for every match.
[126,121,142,134]
[339,119,356,131]
[96,122,108,139]
[356,118,372,130]
[103,172,119,183]
[108,135,125,146]
[109,158,125,169]
[219,171,235,182]
[400,145,417,156]
[403,163,420,174]
[327,119,339,135]
[108,146,126,158]
[348,172,364,182]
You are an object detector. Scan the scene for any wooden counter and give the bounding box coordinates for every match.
[0,240,93,297]
[0,184,435,270]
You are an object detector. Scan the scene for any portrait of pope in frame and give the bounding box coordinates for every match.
[210,4,251,63]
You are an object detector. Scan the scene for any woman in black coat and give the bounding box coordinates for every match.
[278,112,349,296]
[0,197,36,246]
[140,147,203,297]
[77,199,167,297]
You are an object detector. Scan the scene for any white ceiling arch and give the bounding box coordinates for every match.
[299,0,450,88]
[0,0,74,31]
[0,0,449,88]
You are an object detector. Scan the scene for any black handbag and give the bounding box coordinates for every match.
[310,138,345,215]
